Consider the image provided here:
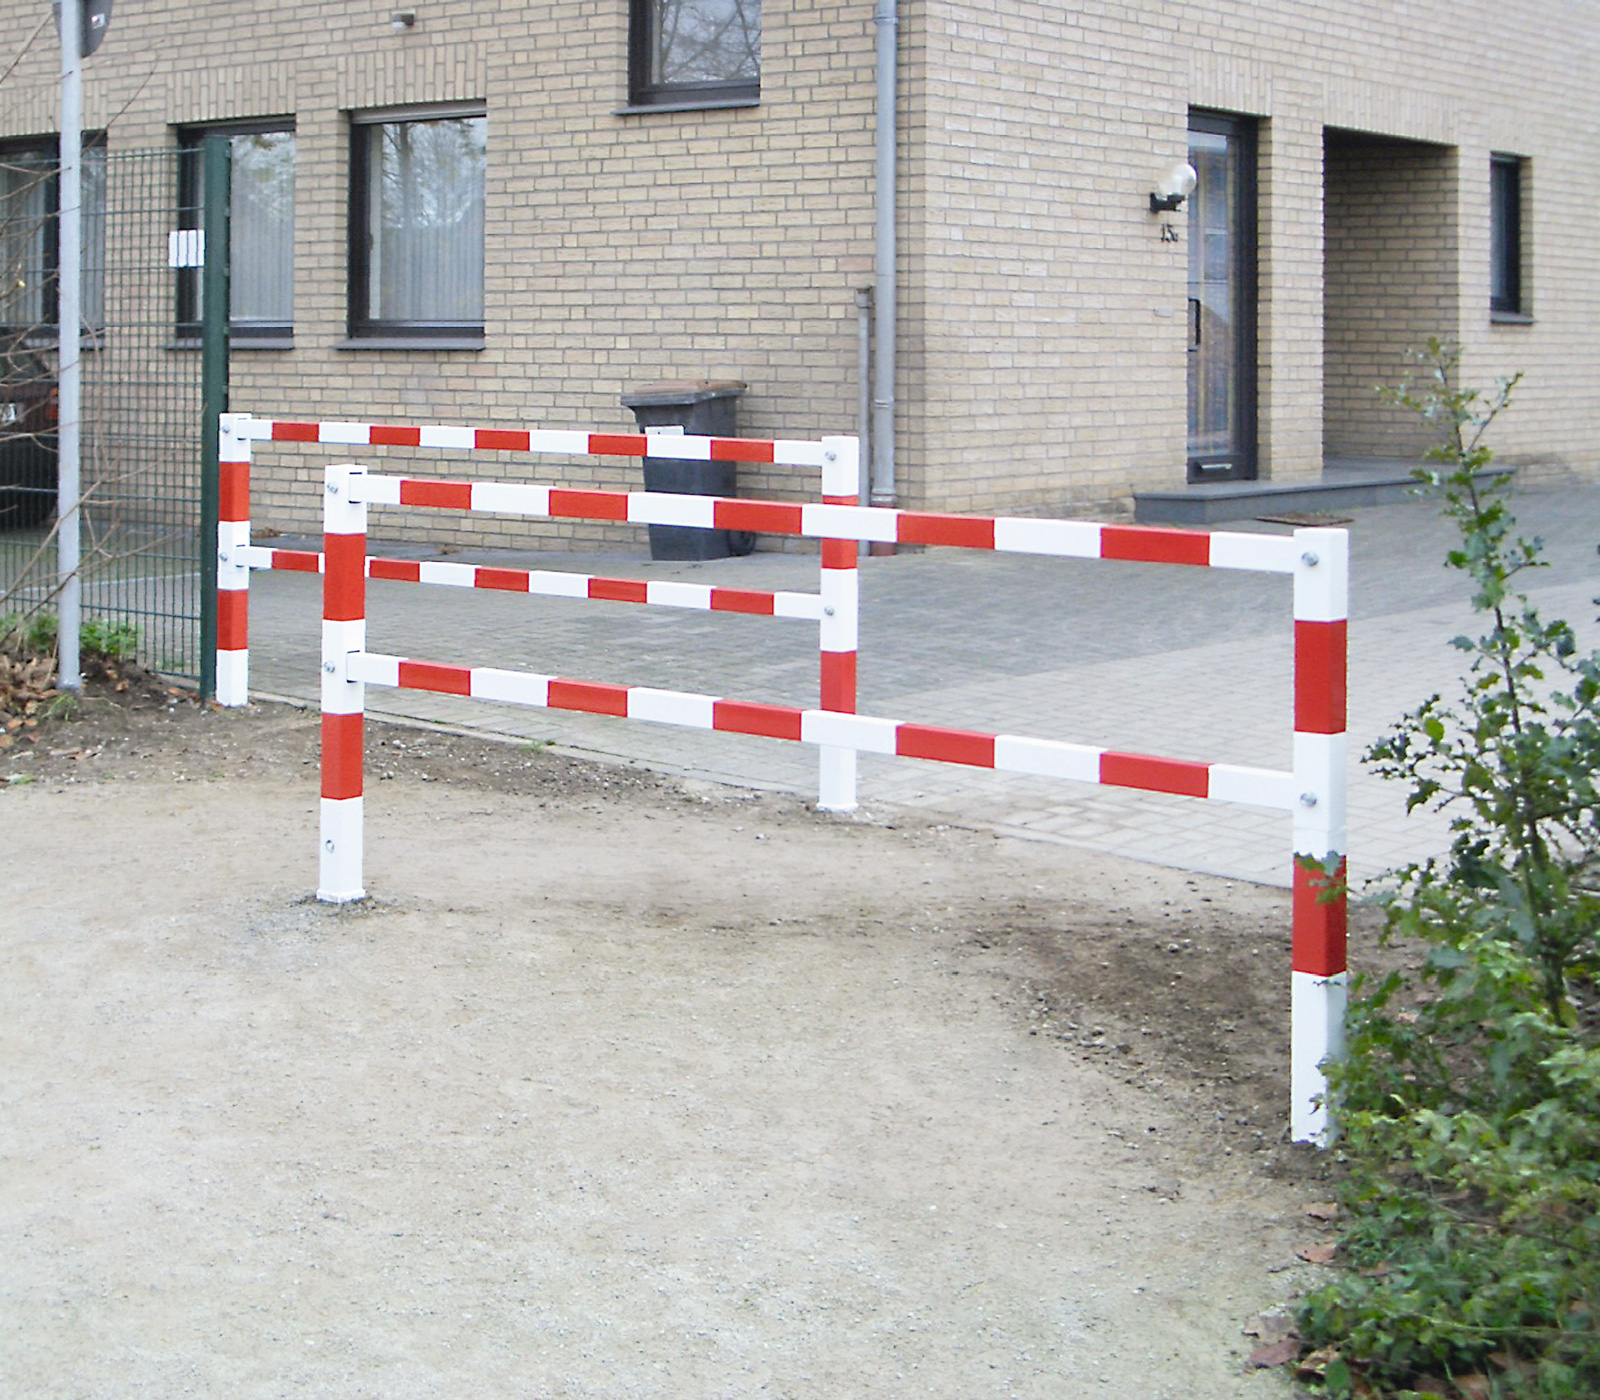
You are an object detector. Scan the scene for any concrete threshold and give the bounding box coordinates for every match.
[1134,457,1511,526]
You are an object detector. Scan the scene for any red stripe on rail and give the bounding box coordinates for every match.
[897,513,996,550]
[716,499,803,535]
[1293,856,1348,976]
[821,538,856,569]
[549,678,630,717]
[1100,525,1212,567]
[216,589,248,650]
[369,424,422,447]
[710,438,775,463]
[475,429,532,452]
[712,699,804,741]
[323,534,367,621]
[399,479,474,510]
[321,712,364,800]
[271,421,320,442]
[476,567,530,593]
[897,724,996,767]
[272,549,321,573]
[398,660,474,696]
[820,651,856,714]
[1099,751,1211,798]
[219,461,249,521]
[549,489,630,521]
[710,588,775,615]
[587,433,650,457]
[589,577,649,604]
[1295,620,1348,734]
[368,558,421,583]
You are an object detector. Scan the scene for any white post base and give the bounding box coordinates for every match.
[215,648,248,707]
[1291,969,1349,1144]
[318,796,366,904]
[818,745,857,812]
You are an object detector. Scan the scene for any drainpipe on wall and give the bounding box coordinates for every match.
[855,286,872,516]
[871,0,897,551]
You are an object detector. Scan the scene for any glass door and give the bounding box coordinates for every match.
[1187,113,1257,481]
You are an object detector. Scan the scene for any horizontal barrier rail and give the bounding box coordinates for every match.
[347,472,1300,572]
[344,649,1299,810]
[238,545,825,620]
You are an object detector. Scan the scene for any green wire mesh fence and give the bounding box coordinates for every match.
[1,147,207,679]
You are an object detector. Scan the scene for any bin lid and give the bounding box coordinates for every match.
[620,379,747,409]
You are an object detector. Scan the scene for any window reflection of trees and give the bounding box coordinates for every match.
[229,132,294,326]
[652,0,760,86]
[0,145,105,332]
[369,117,485,324]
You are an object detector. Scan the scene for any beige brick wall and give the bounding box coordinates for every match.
[0,0,1594,550]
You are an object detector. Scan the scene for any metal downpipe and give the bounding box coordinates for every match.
[871,0,897,545]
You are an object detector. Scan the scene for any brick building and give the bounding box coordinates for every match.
[1,0,1594,547]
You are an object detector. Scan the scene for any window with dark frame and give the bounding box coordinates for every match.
[348,106,486,343]
[1490,153,1525,318]
[0,135,106,336]
[177,121,297,344]
[629,0,761,108]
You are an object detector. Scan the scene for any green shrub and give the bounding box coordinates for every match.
[0,610,139,663]
[1297,341,1600,1398]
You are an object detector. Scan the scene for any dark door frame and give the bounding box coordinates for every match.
[1187,109,1259,483]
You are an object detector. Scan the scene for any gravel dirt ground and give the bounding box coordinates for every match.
[0,680,1366,1398]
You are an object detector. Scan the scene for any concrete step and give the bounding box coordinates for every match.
[1134,457,1511,526]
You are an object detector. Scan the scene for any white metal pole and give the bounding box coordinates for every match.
[56,0,83,691]
[319,463,368,903]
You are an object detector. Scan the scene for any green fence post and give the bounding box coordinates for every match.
[198,134,230,699]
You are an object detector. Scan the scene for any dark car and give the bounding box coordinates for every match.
[0,337,57,531]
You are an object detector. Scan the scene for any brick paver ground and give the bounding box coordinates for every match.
[243,482,1600,890]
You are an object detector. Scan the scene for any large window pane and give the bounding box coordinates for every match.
[1490,154,1523,316]
[632,0,760,104]
[0,148,52,328]
[363,115,485,326]
[177,125,295,338]
[651,0,760,86]
[230,131,295,327]
[0,140,105,333]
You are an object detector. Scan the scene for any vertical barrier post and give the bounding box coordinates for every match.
[818,435,861,811]
[319,464,368,904]
[1290,526,1350,1143]
[215,413,252,706]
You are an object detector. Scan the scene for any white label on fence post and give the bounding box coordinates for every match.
[167,229,204,268]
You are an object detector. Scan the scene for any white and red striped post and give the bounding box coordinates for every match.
[319,463,368,904]
[817,435,861,812]
[216,412,253,705]
[1290,526,1350,1143]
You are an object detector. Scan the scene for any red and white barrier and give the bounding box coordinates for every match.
[218,412,861,813]
[1291,531,1349,1144]
[319,464,368,903]
[225,414,1348,1143]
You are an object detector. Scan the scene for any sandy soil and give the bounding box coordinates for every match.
[0,686,1353,1398]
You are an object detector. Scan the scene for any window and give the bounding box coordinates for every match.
[0,136,105,335]
[1490,154,1526,318]
[177,122,296,343]
[348,106,486,344]
[629,0,760,108]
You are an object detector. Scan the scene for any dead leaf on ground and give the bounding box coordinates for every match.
[1456,1375,1493,1400]
[1294,1345,1341,1380]
[1295,1242,1338,1265]
[1304,1201,1340,1221]
[1245,1338,1300,1369]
